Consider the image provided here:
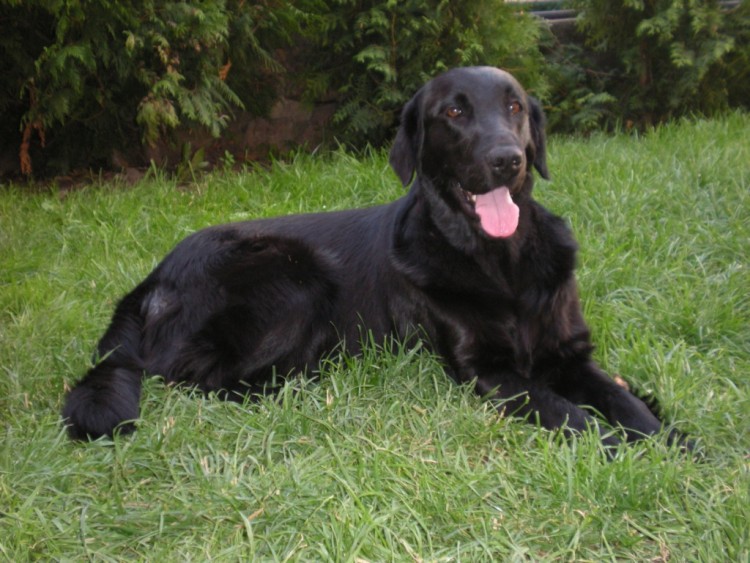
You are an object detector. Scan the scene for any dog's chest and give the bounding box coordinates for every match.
[434,243,577,379]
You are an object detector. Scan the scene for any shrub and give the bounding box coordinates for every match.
[305,0,547,148]
[540,37,619,134]
[0,0,308,176]
[1,0,546,176]
[566,0,742,129]
[722,1,750,111]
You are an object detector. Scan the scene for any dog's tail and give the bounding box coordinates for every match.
[62,285,150,440]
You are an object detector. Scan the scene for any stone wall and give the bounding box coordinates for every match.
[145,96,339,168]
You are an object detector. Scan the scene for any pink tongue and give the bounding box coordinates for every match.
[474,187,519,238]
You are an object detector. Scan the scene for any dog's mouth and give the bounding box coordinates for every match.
[458,185,519,238]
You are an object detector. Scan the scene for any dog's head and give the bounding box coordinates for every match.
[390,67,548,240]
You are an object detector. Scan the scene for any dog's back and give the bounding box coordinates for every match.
[62,200,412,439]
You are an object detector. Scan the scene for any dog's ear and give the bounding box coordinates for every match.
[389,91,422,187]
[528,97,550,180]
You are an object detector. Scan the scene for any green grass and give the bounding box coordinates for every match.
[1,114,748,561]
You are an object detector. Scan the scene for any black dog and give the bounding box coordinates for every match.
[63,67,682,449]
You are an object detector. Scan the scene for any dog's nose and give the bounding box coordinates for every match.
[488,147,523,179]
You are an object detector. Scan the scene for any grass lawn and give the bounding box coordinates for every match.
[1,113,748,561]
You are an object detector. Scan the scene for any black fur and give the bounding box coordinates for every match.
[63,67,686,450]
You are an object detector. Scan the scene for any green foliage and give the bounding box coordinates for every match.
[5,0,746,173]
[306,0,547,147]
[722,1,750,110]
[0,0,545,175]
[567,0,744,128]
[0,0,308,175]
[541,38,619,134]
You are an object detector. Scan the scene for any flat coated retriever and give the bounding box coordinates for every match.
[63,67,686,450]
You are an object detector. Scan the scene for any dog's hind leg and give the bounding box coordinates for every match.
[62,284,152,439]
[163,235,341,400]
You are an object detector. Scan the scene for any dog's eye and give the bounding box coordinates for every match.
[509,101,522,115]
[445,106,463,118]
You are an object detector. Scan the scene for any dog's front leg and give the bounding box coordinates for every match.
[551,361,695,452]
[472,372,621,447]
[549,361,666,443]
